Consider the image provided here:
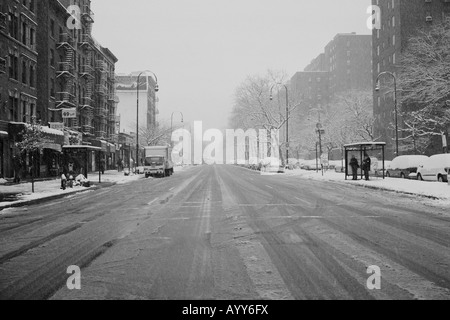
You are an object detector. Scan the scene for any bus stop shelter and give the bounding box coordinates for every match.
[344,142,386,180]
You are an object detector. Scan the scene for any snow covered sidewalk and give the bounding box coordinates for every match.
[0,170,145,210]
[280,169,450,204]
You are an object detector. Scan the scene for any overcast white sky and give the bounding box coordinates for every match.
[91,0,371,130]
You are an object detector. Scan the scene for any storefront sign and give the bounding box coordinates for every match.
[62,108,77,119]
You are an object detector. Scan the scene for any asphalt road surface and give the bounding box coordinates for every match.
[0,165,449,300]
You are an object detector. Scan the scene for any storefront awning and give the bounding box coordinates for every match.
[63,145,102,151]
[43,143,62,152]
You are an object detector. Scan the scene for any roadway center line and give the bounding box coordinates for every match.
[148,198,159,206]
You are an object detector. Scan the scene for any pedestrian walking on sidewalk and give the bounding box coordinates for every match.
[350,155,359,180]
[61,172,67,190]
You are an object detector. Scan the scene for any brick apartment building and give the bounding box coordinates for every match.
[0,0,38,179]
[372,0,450,157]
[289,33,372,158]
[291,33,372,112]
[0,0,119,179]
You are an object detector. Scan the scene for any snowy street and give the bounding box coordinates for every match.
[0,165,449,300]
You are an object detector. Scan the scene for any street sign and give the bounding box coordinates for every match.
[62,108,77,119]
[316,129,325,135]
[49,122,64,131]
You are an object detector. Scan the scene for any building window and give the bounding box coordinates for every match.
[392,35,396,46]
[50,19,55,38]
[22,60,27,85]
[22,100,28,122]
[30,28,35,50]
[29,0,35,13]
[8,12,19,40]
[8,96,18,121]
[30,103,36,118]
[29,64,35,88]
[50,49,55,67]
[50,78,55,97]
[22,21,27,44]
[8,54,19,80]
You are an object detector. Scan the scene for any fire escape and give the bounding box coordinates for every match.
[95,59,108,139]
[56,32,77,129]
[79,25,95,136]
[107,67,118,143]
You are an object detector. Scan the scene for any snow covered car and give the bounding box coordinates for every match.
[417,154,450,182]
[135,166,144,174]
[386,155,429,179]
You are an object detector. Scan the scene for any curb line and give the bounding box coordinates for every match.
[0,181,117,211]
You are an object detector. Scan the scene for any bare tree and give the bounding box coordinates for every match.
[397,18,450,107]
[396,18,450,152]
[302,90,377,154]
[15,119,53,192]
[230,70,302,163]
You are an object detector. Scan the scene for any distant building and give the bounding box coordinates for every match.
[372,0,450,157]
[290,71,330,114]
[290,33,372,160]
[115,73,158,132]
[291,33,372,112]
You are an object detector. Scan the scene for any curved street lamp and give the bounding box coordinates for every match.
[270,83,290,165]
[136,70,159,169]
[171,111,184,147]
[375,71,398,156]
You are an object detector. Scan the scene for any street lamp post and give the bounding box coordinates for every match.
[270,83,290,165]
[136,70,159,171]
[376,71,398,156]
[171,111,184,147]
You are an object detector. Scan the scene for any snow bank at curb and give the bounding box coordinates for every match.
[0,171,146,211]
[280,169,450,203]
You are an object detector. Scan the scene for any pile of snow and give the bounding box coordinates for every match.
[281,169,450,203]
[100,171,144,185]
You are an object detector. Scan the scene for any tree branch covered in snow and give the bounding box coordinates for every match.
[15,121,53,154]
[397,18,450,107]
[395,18,450,152]
[229,70,301,162]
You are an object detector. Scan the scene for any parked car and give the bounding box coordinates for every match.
[135,166,144,174]
[300,160,320,171]
[386,155,429,179]
[373,160,391,177]
[417,154,450,182]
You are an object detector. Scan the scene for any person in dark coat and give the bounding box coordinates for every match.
[363,153,371,181]
[350,155,359,180]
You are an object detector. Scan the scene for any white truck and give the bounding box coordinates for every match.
[143,146,174,178]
